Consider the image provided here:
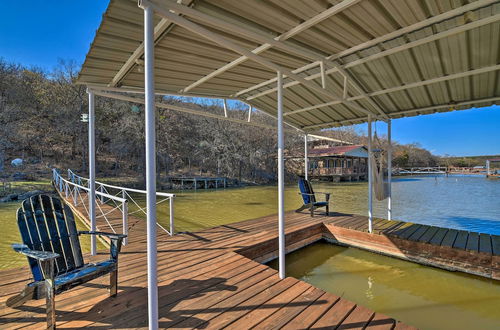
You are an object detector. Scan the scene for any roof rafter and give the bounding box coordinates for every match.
[146,0,385,121]
[304,97,500,129]
[162,0,388,119]
[236,0,499,100]
[285,64,500,117]
[178,0,361,93]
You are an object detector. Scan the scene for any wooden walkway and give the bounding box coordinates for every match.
[0,192,421,329]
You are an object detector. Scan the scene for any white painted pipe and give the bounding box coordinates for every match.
[304,134,309,181]
[387,119,392,221]
[143,3,159,329]
[169,197,174,236]
[223,99,228,117]
[277,71,285,279]
[88,90,97,256]
[367,115,373,233]
[122,201,128,245]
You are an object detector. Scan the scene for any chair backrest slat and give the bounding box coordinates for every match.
[17,195,84,281]
[298,178,316,204]
[53,197,84,269]
[306,181,316,203]
[39,195,67,273]
[17,208,43,281]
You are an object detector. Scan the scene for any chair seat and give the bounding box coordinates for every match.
[313,201,328,207]
[54,260,116,293]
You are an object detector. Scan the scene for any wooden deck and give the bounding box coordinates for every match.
[2,192,498,329]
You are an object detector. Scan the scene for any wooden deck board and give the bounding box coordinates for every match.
[2,191,497,329]
[311,298,356,329]
[417,226,439,243]
[453,231,469,250]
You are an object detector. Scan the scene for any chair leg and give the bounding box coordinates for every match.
[41,260,56,330]
[110,269,118,297]
[326,204,329,216]
[310,205,314,217]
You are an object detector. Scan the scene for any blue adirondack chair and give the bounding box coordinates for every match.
[296,177,330,216]
[6,194,126,329]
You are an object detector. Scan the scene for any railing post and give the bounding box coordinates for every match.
[65,182,69,198]
[122,201,128,245]
[73,186,78,206]
[169,196,174,236]
[100,184,105,204]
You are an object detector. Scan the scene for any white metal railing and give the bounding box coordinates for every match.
[66,169,175,236]
[52,169,129,245]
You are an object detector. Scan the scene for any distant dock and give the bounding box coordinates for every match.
[166,176,232,190]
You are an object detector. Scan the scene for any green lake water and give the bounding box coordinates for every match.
[268,241,500,330]
[1,174,499,270]
[139,174,500,235]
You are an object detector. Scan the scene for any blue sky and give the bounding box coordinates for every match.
[1,1,499,157]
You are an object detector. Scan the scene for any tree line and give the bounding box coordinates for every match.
[0,59,460,186]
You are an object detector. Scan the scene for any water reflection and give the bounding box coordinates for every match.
[269,241,500,330]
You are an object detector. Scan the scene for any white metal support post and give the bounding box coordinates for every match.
[304,134,309,181]
[387,119,392,221]
[88,90,97,256]
[367,115,373,233]
[277,71,285,279]
[142,2,159,329]
[223,99,228,118]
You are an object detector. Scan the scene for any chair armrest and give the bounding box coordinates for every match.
[12,244,59,261]
[78,231,126,261]
[78,231,127,239]
[298,192,315,196]
[315,192,331,202]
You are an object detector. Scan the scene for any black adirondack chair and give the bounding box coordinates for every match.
[6,194,126,329]
[296,177,330,216]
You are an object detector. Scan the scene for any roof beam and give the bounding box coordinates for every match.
[285,64,500,116]
[147,0,384,120]
[308,134,354,145]
[236,0,499,98]
[90,89,301,132]
[178,0,361,93]
[162,0,388,119]
[88,85,304,132]
[303,97,500,129]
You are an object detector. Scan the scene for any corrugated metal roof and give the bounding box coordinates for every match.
[78,0,500,130]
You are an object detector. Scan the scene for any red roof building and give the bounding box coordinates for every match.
[306,145,368,182]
